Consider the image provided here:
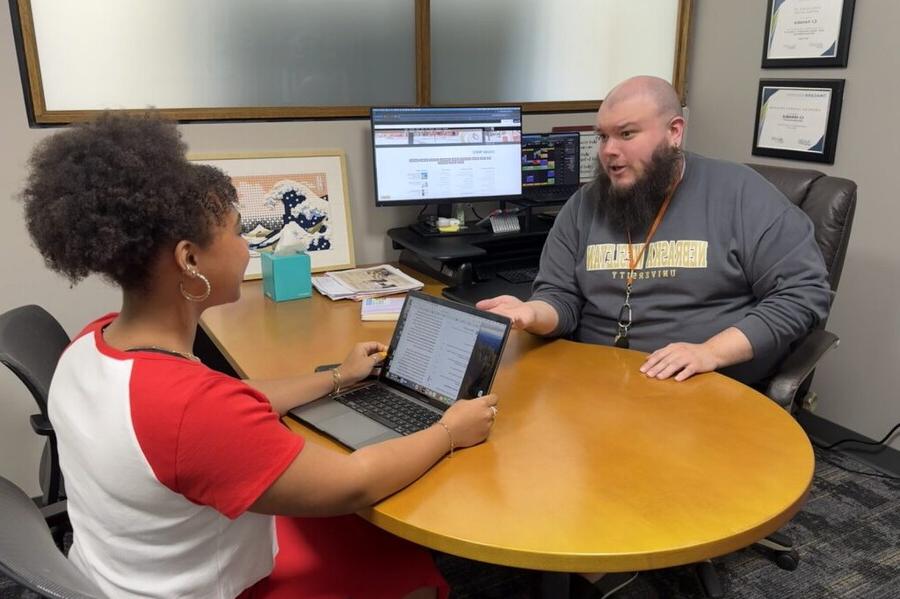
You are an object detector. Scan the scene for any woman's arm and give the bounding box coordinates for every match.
[247,371,335,415]
[248,394,499,516]
[247,341,387,415]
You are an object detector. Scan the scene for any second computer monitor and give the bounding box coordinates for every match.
[521,132,580,188]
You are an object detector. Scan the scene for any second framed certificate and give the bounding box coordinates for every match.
[752,79,845,164]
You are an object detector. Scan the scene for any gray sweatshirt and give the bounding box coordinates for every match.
[530,152,832,384]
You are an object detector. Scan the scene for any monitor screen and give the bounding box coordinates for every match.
[521,132,580,188]
[384,293,509,406]
[371,106,522,206]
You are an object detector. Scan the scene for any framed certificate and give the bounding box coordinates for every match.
[752,79,844,164]
[762,0,856,68]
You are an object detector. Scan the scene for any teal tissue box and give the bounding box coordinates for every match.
[261,251,312,301]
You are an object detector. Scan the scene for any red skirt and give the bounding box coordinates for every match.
[240,515,449,599]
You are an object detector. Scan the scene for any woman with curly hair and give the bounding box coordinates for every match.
[22,113,499,599]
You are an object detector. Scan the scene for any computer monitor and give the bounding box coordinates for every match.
[521,132,580,188]
[371,106,523,210]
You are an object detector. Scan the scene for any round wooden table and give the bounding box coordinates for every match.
[202,278,814,573]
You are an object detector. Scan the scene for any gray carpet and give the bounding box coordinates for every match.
[2,448,897,599]
[436,447,899,598]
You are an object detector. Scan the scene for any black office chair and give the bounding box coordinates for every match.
[0,305,71,508]
[0,475,102,599]
[695,164,857,597]
[749,164,857,412]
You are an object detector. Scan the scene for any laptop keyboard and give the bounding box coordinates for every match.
[496,266,539,284]
[336,385,441,435]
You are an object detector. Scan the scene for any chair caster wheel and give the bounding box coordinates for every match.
[774,550,800,571]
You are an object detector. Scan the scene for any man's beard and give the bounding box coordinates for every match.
[594,144,683,235]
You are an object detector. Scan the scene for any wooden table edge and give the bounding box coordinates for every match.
[361,462,814,573]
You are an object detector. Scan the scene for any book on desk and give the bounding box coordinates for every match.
[360,296,405,321]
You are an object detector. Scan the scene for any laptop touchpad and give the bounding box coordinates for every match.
[291,400,347,423]
[325,411,397,447]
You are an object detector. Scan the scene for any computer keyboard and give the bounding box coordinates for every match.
[336,385,441,435]
[496,266,539,284]
[524,186,576,203]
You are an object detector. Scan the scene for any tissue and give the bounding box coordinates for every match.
[273,222,309,255]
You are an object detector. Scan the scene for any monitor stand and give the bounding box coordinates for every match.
[409,203,489,237]
[408,220,488,237]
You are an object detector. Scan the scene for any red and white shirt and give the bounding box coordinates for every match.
[49,314,303,598]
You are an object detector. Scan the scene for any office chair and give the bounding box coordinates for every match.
[696,164,857,598]
[749,164,857,412]
[0,475,102,599]
[0,305,71,508]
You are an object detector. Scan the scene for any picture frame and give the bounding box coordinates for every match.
[190,150,355,279]
[762,0,856,68]
[752,79,844,164]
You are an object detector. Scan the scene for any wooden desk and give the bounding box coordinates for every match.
[201,277,813,573]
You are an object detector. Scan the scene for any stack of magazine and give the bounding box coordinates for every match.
[312,264,424,301]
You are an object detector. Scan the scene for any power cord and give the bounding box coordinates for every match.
[812,421,900,450]
[815,454,899,481]
[811,421,900,481]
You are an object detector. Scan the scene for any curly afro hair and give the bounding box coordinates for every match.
[21,112,236,290]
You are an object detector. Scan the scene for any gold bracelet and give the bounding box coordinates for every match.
[331,367,342,395]
[436,421,454,457]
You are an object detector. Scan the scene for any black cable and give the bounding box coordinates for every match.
[417,205,428,220]
[470,205,484,220]
[807,421,900,481]
[812,422,900,451]
[815,454,900,481]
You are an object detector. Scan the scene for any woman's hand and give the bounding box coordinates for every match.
[439,394,499,448]
[338,341,388,386]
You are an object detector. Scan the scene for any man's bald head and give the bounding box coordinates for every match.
[603,76,683,121]
[593,75,686,210]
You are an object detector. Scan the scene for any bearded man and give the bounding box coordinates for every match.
[477,76,831,385]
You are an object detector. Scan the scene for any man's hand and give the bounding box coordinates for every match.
[476,295,537,330]
[640,342,719,381]
[640,327,754,382]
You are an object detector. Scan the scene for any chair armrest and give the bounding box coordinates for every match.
[39,500,69,528]
[766,329,839,409]
[29,414,53,437]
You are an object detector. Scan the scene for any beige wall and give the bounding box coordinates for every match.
[685,0,900,450]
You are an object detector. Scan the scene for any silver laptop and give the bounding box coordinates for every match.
[289,291,511,449]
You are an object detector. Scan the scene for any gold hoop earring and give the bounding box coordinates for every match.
[180,269,211,302]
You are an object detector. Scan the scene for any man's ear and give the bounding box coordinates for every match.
[668,115,686,148]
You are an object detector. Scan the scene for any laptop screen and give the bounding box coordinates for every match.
[383,293,510,407]
[521,132,580,188]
